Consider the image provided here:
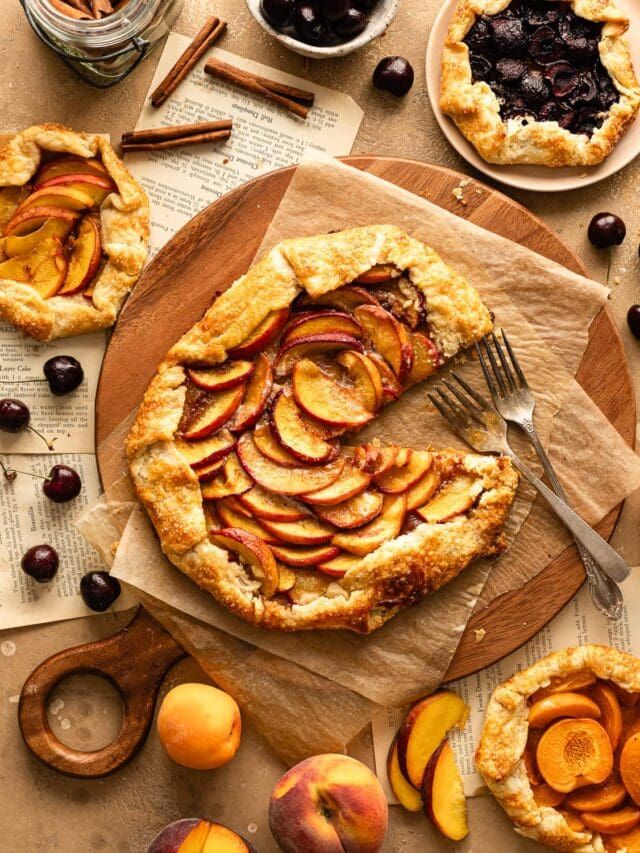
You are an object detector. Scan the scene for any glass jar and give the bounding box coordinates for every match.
[20,0,183,88]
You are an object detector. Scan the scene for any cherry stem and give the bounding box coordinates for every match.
[606,249,612,286]
[1,378,45,384]
[0,460,46,482]
[27,425,56,451]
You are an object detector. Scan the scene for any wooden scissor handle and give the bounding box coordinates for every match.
[18,607,186,778]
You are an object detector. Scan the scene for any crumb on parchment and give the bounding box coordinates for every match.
[474,628,486,643]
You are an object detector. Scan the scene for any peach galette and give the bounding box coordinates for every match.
[476,644,640,852]
[0,124,149,340]
[126,225,518,633]
[440,0,640,167]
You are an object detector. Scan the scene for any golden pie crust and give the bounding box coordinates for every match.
[126,224,518,633]
[476,644,640,851]
[0,124,149,340]
[440,0,640,167]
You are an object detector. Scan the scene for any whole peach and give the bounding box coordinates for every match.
[269,754,388,853]
[157,683,241,770]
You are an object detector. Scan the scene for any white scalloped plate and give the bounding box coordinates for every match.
[425,0,640,191]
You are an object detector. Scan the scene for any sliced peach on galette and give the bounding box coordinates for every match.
[270,387,338,464]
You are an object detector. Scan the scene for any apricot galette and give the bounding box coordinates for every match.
[0,124,149,340]
[476,645,640,852]
[126,225,518,633]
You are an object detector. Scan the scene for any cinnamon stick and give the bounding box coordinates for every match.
[49,0,93,19]
[122,119,232,146]
[204,57,315,120]
[150,16,227,108]
[121,129,231,153]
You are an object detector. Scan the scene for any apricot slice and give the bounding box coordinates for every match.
[566,776,627,812]
[580,807,640,835]
[524,742,542,786]
[58,215,102,295]
[620,733,640,805]
[603,825,640,852]
[532,784,565,808]
[397,691,468,789]
[528,692,602,729]
[610,682,640,708]
[531,671,597,703]
[421,740,469,841]
[559,810,587,833]
[536,718,613,793]
[592,683,623,752]
[387,737,422,812]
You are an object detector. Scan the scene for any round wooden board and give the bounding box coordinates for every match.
[96,156,635,683]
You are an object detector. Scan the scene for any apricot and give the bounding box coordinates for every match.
[609,681,640,708]
[531,671,596,703]
[620,733,640,806]
[580,807,640,835]
[603,825,640,852]
[532,784,565,808]
[559,810,586,833]
[592,683,623,752]
[157,683,241,771]
[528,692,601,729]
[566,776,627,812]
[536,718,613,793]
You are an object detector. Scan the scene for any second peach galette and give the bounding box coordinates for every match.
[126,225,518,632]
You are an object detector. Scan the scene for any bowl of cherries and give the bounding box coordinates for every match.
[247,0,400,58]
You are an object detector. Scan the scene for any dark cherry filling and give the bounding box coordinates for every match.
[464,0,619,137]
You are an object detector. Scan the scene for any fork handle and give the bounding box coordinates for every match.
[509,452,631,585]
[519,420,623,619]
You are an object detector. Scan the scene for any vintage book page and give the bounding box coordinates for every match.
[372,571,640,800]
[0,453,134,629]
[126,36,363,255]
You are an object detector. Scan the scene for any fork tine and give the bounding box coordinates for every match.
[475,342,498,399]
[435,386,473,428]
[442,379,485,426]
[450,371,492,411]
[481,336,507,397]
[501,328,529,389]
[491,331,517,392]
[428,392,467,433]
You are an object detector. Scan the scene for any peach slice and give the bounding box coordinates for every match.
[237,486,308,523]
[415,475,482,524]
[566,776,627,812]
[592,683,623,752]
[314,490,384,530]
[200,452,253,500]
[204,502,223,535]
[3,205,80,237]
[216,498,276,543]
[0,236,67,298]
[407,332,439,384]
[270,387,338,464]
[196,459,227,482]
[287,570,333,605]
[397,691,468,789]
[57,215,102,296]
[34,157,107,186]
[37,173,115,206]
[210,528,279,598]
[259,514,335,546]
[9,185,95,223]
[0,216,76,257]
[282,310,363,345]
[176,429,235,470]
[532,784,565,808]
[580,807,640,835]
[316,552,362,578]
[368,352,403,403]
[253,422,300,468]
[336,350,383,412]
[406,468,441,511]
[537,719,613,793]
[228,308,290,358]
[270,543,340,567]
[302,461,371,506]
[300,285,380,313]
[237,432,344,496]
[354,444,400,477]
[179,384,245,441]
[422,740,469,841]
[354,264,399,284]
[186,360,254,392]
[292,359,373,429]
[375,450,433,494]
[277,563,296,593]
[528,692,602,729]
[354,304,414,382]
[387,737,422,812]
[275,333,364,377]
[0,186,27,231]
[332,494,406,556]
[531,671,597,703]
[620,733,640,805]
[230,353,273,433]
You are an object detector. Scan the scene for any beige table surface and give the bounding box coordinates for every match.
[1,0,639,850]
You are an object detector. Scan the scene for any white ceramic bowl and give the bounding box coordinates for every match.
[245,0,401,59]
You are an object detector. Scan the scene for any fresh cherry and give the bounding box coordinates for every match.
[43,356,84,396]
[293,3,330,45]
[333,5,367,38]
[627,305,640,340]
[260,0,295,27]
[373,56,414,97]
[43,464,82,503]
[588,212,626,248]
[21,544,59,583]
[319,0,349,21]
[80,571,121,612]
[0,398,30,432]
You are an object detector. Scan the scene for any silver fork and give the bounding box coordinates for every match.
[428,375,629,619]
[476,330,624,620]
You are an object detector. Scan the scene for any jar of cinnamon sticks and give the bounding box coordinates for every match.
[20,0,183,87]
